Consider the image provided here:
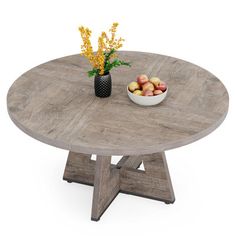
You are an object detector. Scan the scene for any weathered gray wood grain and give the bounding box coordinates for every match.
[63,152,123,185]
[64,151,175,220]
[120,152,175,203]
[117,155,142,169]
[63,152,95,185]
[63,152,142,184]
[7,51,229,155]
[91,156,120,221]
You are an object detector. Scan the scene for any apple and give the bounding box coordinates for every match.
[128,81,140,92]
[150,77,161,87]
[142,90,153,96]
[153,90,163,95]
[142,82,155,92]
[137,74,149,85]
[155,81,167,92]
[133,90,142,96]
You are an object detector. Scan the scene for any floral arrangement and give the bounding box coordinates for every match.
[78,22,131,77]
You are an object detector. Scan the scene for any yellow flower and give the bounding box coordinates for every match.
[78,22,126,76]
[78,26,96,67]
[107,22,124,50]
[95,33,106,75]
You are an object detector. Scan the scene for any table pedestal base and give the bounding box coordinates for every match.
[63,152,175,221]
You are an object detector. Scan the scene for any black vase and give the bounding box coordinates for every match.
[94,73,112,98]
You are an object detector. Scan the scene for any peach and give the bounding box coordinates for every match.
[133,90,142,96]
[142,90,153,96]
[128,81,140,92]
[142,82,155,92]
[155,81,167,92]
[153,90,163,95]
[137,74,149,85]
[150,77,161,87]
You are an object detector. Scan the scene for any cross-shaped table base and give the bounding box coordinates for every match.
[63,152,175,221]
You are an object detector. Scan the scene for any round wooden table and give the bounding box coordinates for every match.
[7,51,229,221]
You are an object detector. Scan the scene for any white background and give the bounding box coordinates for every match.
[0,0,235,235]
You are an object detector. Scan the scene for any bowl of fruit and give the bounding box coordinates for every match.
[127,75,168,106]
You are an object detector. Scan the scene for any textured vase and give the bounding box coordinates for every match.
[94,73,112,98]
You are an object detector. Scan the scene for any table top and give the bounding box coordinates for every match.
[7,51,229,156]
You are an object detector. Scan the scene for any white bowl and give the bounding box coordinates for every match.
[127,87,168,106]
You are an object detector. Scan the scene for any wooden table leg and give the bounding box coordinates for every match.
[63,151,175,220]
[120,152,175,203]
[63,152,142,185]
[63,152,95,185]
[116,155,142,169]
[91,156,120,221]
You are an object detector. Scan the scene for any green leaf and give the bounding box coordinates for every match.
[104,60,112,74]
[119,61,131,67]
[88,51,131,76]
[110,59,131,69]
[88,68,99,77]
[104,48,116,61]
